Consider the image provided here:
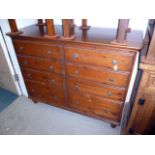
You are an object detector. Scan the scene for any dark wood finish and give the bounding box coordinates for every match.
[64,47,134,71]
[37,19,45,26]
[126,20,155,134]
[68,89,123,123]
[25,80,65,106]
[8,19,22,34]
[7,21,143,126]
[61,19,75,39]
[80,19,90,30]
[13,40,61,60]
[21,68,64,88]
[113,19,130,45]
[67,77,126,101]
[45,19,59,38]
[66,62,129,87]
[17,55,63,74]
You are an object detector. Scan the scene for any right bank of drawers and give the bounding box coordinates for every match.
[64,47,134,123]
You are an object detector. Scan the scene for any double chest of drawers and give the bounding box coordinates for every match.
[9,25,143,126]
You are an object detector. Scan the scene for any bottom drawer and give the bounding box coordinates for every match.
[25,80,65,106]
[68,90,123,123]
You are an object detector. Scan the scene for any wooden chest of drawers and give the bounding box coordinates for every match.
[8,25,143,126]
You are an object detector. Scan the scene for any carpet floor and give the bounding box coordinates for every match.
[0,96,121,135]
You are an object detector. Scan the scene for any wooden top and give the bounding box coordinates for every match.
[8,24,144,51]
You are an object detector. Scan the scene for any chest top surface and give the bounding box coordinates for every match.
[8,24,143,51]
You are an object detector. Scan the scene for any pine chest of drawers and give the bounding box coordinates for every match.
[8,25,143,126]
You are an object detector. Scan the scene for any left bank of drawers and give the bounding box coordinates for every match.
[13,40,65,105]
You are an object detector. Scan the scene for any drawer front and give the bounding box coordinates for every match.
[64,47,134,71]
[68,90,123,122]
[14,41,61,59]
[18,56,63,74]
[67,77,126,101]
[25,80,65,105]
[22,68,64,88]
[66,62,129,87]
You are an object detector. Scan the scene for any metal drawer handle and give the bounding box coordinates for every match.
[24,61,28,65]
[19,47,24,50]
[75,101,80,104]
[112,60,118,71]
[54,96,58,100]
[47,50,52,54]
[27,73,31,77]
[74,70,80,74]
[75,84,80,89]
[72,53,79,59]
[102,109,108,113]
[31,89,35,93]
[50,79,56,85]
[109,77,114,82]
[49,66,54,70]
[107,92,112,96]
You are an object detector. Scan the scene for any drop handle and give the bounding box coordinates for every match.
[27,73,31,77]
[112,60,118,71]
[109,77,115,82]
[50,79,56,85]
[107,92,112,96]
[19,47,24,50]
[54,96,59,100]
[75,84,80,89]
[74,70,80,74]
[49,66,54,70]
[72,53,79,59]
[47,50,52,54]
[23,61,28,65]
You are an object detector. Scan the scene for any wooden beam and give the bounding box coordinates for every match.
[8,19,22,35]
[37,19,45,26]
[45,19,59,38]
[80,19,90,30]
[61,19,75,40]
[116,19,130,44]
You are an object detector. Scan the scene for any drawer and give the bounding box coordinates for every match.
[68,90,123,122]
[67,77,126,101]
[21,68,64,88]
[66,62,129,87]
[14,41,61,59]
[64,47,134,71]
[25,80,65,105]
[18,56,63,74]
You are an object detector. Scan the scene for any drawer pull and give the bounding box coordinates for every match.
[109,77,115,82]
[27,73,31,77]
[47,50,52,54]
[112,60,118,71]
[50,79,56,85]
[75,84,80,89]
[24,61,28,65]
[72,53,79,59]
[102,109,108,113]
[31,89,35,93]
[107,92,112,96]
[75,101,80,105]
[49,66,54,70]
[74,70,80,74]
[19,47,24,50]
[112,60,117,65]
[54,96,58,100]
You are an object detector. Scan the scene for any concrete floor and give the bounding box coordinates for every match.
[0,96,121,135]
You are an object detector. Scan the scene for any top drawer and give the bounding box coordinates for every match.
[64,47,135,71]
[13,41,61,59]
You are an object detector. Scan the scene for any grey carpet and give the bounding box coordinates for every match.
[0,96,121,135]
